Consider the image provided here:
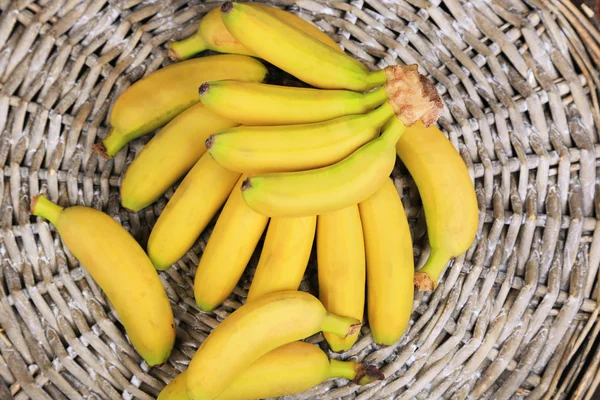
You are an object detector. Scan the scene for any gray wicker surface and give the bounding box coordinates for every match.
[1,0,600,399]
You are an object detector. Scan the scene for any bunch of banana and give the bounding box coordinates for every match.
[48,1,482,398]
[158,341,383,400]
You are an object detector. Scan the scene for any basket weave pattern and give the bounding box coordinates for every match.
[1,0,600,399]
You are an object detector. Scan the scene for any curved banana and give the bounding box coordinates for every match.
[359,178,414,345]
[147,153,240,270]
[246,216,316,302]
[241,117,406,218]
[158,342,383,400]
[317,205,365,352]
[31,196,175,366]
[194,176,269,312]
[207,102,394,174]
[198,80,387,125]
[396,122,478,291]
[185,291,361,400]
[93,54,267,158]
[120,103,238,211]
[220,1,381,91]
[168,3,340,60]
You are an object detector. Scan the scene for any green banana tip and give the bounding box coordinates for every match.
[354,364,385,385]
[92,142,110,160]
[347,322,361,338]
[241,177,253,191]
[30,194,42,215]
[221,1,233,13]
[167,43,181,62]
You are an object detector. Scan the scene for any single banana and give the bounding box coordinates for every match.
[147,153,240,270]
[396,122,478,291]
[317,205,365,352]
[185,291,361,400]
[158,342,383,400]
[194,176,269,312]
[31,196,175,366]
[246,216,316,302]
[241,117,406,218]
[220,1,381,91]
[168,3,340,60]
[93,54,267,158]
[120,103,238,212]
[359,178,414,345]
[207,102,394,174]
[198,80,387,125]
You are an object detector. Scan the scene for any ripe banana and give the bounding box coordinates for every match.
[168,3,340,60]
[147,153,240,270]
[158,342,383,400]
[185,291,361,400]
[396,122,478,291]
[194,176,269,312]
[246,216,316,302]
[31,196,175,366]
[359,178,414,345]
[207,102,394,174]
[120,103,238,212]
[93,54,267,158]
[317,205,365,352]
[198,80,387,125]
[220,1,381,91]
[241,117,406,218]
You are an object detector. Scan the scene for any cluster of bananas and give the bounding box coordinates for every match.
[30,2,479,400]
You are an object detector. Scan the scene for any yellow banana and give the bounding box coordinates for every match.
[317,205,365,352]
[396,122,478,291]
[246,216,316,302]
[158,342,383,400]
[120,103,238,212]
[93,55,267,158]
[31,196,175,366]
[207,102,394,174]
[168,3,340,60]
[194,176,269,312]
[147,153,240,270]
[198,80,387,125]
[359,178,414,345]
[185,291,361,400]
[220,1,381,91]
[241,117,406,218]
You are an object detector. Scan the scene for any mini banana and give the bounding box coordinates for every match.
[185,291,361,400]
[194,176,269,312]
[220,1,379,91]
[198,80,387,125]
[317,205,365,352]
[396,122,478,291]
[120,103,238,212]
[158,342,383,400]
[93,54,267,158]
[246,216,316,302]
[168,3,340,60]
[241,117,406,218]
[359,178,414,345]
[207,102,394,174]
[147,153,240,270]
[31,196,175,366]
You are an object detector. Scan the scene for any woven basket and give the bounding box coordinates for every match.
[2,0,600,399]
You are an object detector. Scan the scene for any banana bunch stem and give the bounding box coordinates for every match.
[31,195,63,223]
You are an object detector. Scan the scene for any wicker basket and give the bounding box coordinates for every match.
[1,0,600,399]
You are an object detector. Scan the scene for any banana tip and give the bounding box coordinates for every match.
[347,322,361,337]
[205,135,214,150]
[354,364,385,385]
[92,142,110,159]
[221,1,233,13]
[414,271,435,291]
[167,44,180,61]
[199,82,209,96]
[241,178,252,191]
[30,194,41,214]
